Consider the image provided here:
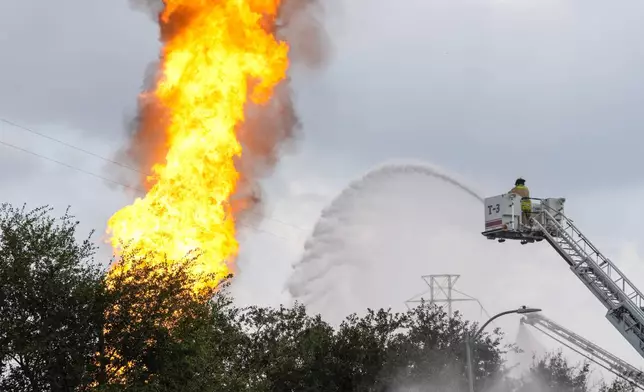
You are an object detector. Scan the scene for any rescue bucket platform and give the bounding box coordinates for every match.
[481,193,566,244]
[482,190,644,363]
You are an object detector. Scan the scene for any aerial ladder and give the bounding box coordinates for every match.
[481,193,644,361]
[521,312,644,389]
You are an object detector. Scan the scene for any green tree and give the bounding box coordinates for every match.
[515,351,591,392]
[0,202,623,392]
[600,378,637,392]
[332,308,409,392]
[237,303,337,392]
[0,204,104,392]
[348,305,507,392]
[95,249,242,392]
[233,303,508,392]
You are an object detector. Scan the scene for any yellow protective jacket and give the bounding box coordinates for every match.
[509,185,531,212]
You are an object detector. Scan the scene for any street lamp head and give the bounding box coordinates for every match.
[516,305,542,314]
[468,306,542,392]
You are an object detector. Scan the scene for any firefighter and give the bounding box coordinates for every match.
[509,178,532,227]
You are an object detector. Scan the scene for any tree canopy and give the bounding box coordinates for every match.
[0,204,103,392]
[0,204,635,392]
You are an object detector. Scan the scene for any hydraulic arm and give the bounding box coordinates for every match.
[522,313,644,389]
[482,194,644,361]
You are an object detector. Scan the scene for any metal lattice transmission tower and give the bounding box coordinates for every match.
[405,274,491,319]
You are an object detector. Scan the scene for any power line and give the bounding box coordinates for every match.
[1,118,140,173]
[0,117,309,234]
[0,138,297,242]
[0,139,143,192]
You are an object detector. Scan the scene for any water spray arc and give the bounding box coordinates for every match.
[287,161,484,310]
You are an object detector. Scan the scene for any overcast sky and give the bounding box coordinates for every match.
[2,0,644,377]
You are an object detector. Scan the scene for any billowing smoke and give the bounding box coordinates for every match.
[115,0,329,223]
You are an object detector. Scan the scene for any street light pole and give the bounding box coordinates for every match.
[465,306,541,392]
[466,336,475,392]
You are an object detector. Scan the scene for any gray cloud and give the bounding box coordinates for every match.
[290,0,644,192]
[2,0,642,193]
[0,0,158,136]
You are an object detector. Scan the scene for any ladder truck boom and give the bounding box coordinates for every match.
[522,313,644,389]
[482,193,644,360]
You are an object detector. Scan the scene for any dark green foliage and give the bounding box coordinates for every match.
[237,303,338,392]
[508,351,590,392]
[0,203,626,392]
[0,204,103,392]
[94,250,236,392]
[233,303,507,392]
[599,378,637,392]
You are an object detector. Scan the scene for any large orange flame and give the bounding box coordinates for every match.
[106,0,289,291]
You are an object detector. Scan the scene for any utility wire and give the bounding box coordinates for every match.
[0,117,308,233]
[0,138,294,241]
[0,139,142,192]
[1,118,140,173]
